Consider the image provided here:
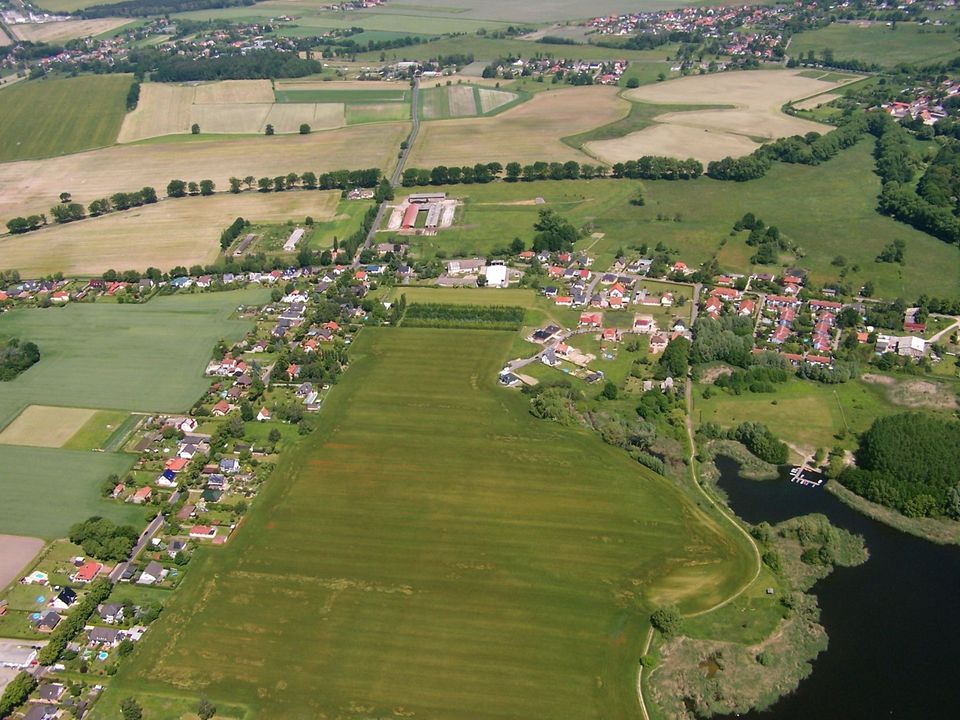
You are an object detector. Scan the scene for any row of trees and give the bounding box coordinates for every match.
[0,338,41,381]
[80,0,253,19]
[227,168,382,194]
[219,216,249,251]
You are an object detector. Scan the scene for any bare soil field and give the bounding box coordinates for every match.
[587,70,859,163]
[0,123,408,222]
[409,86,625,167]
[587,123,760,164]
[447,84,478,116]
[10,18,129,43]
[478,87,517,113]
[0,535,44,589]
[0,191,341,276]
[192,79,274,104]
[118,84,195,142]
[0,405,96,447]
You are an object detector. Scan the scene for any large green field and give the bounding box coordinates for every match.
[404,140,960,300]
[790,22,960,67]
[98,327,754,719]
[0,289,269,431]
[0,75,132,162]
[0,445,142,537]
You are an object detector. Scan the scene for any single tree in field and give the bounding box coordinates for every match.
[257,177,271,192]
[265,124,275,136]
[286,172,299,188]
[120,697,143,720]
[299,123,311,134]
[188,181,200,195]
[229,177,242,194]
[59,192,71,203]
[191,123,200,135]
[167,179,187,198]
[243,175,256,190]
[198,698,217,719]
[199,179,215,196]
[273,176,286,192]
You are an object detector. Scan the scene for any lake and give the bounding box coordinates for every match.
[714,456,960,719]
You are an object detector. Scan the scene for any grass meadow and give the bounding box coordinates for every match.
[0,289,268,431]
[0,75,132,162]
[402,139,960,300]
[0,445,142,537]
[790,22,960,67]
[98,327,755,719]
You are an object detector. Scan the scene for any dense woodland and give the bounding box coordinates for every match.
[839,413,960,518]
[0,338,40,381]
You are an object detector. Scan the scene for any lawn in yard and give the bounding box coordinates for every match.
[97,327,755,719]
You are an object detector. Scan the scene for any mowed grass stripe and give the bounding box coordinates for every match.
[0,75,132,162]
[102,328,753,719]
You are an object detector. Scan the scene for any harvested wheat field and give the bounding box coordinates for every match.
[587,70,860,164]
[0,191,341,277]
[588,123,761,164]
[189,102,272,134]
[192,79,275,104]
[0,123,408,222]
[264,102,345,132]
[11,18,130,43]
[274,80,408,92]
[447,84,478,115]
[0,405,96,448]
[118,84,195,142]
[478,87,517,113]
[409,85,625,167]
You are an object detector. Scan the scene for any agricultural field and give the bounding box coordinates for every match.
[0,405,97,448]
[0,446,142,538]
[0,75,133,162]
[99,327,755,719]
[0,535,45,589]
[118,80,350,142]
[0,122,409,223]
[0,289,269,431]
[408,85,627,167]
[587,70,860,164]
[790,21,960,67]
[61,409,136,451]
[399,142,960,300]
[0,191,340,277]
[9,18,131,43]
[419,83,523,119]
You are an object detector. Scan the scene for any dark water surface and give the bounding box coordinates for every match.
[713,457,960,719]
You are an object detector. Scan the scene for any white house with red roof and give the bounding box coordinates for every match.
[71,562,103,584]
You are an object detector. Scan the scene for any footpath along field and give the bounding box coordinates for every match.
[98,328,755,719]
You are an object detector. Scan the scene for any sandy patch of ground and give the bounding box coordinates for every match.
[588,70,859,163]
[862,375,958,410]
[0,191,340,277]
[10,18,129,43]
[0,405,96,448]
[0,122,409,222]
[478,88,517,114]
[794,93,840,110]
[410,85,625,167]
[0,534,44,589]
[587,123,760,164]
[118,84,196,142]
[192,79,274,104]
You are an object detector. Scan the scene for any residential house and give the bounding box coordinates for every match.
[190,525,217,540]
[51,587,77,610]
[256,407,271,422]
[602,328,621,343]
[219,458,240,474]
[138,561,165,586]
[87,627,124,648]
[649,333,669,354]
[633,315,656,334]
[72,561,103,584]
[37,684,65,702]
[23,703,59,720]
[211,400,231,416]
[97,603,125,624]
[579,312,602,327]
[131,486,152,505]
[34,612,62,633]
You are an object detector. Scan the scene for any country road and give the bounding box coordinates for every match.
[390,76,420,187]
[109,513,164,583]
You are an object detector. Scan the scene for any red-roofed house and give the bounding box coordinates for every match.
[810,299,842,311]
[72,562,103,584]
[189,526,217,540]
[212,400,231,416]
[738,299,756,316]
[579,312,602,327]
[165,457,188,473]
[131,486,152,504]
[710,287,741,301]
[257,407,271,422]
[554,296,573,306]
[704,297,723,318]
[602,328,621,342]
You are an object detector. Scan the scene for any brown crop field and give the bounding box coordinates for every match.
[192,79,274,104]
[478,87,517,113]
[10,18,130,43]
[586,70,860,163]
[0,191,341,277]
[409,85,625,167]
[0,535,44,589]
[118,84,195,142]
[0,405,97,448]
[0,123,408,223]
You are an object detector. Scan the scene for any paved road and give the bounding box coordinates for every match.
[389,76,421,187]
[109,513,164,582]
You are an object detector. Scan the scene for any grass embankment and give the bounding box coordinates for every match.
[99,327,755,719]
[0,75,132,162]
